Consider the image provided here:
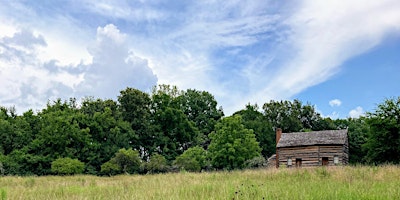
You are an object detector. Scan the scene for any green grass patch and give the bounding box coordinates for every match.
[0,166,399,199]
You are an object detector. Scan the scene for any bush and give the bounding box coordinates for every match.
[144,153,168,174]
[51,157,85,175]
[174,146,208,172]
[244,156,267,169]
[100,161,121,176]
[101,148,142,175]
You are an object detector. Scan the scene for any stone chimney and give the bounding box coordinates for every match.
[276,128,282,168]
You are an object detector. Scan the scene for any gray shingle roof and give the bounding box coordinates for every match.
[277,129,348,148]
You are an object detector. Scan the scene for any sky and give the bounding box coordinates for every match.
[0,0,399,118]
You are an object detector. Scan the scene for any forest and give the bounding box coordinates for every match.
[0,85,399,176]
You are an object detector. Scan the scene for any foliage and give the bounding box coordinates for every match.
[174,146,208,172]
[107,148,142,174]
[177,89,224,146]
[244,156,267,169]
[143,153,168,174]
[208,116,261,169]
[233,104,275,157]
[51,157,85,175]
[0,84,399,175]
[100,161,121,176]
[118,88,155,159]
[263,99,324,132]
[364,97,400,164]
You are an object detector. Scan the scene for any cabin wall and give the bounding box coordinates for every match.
[278,145,347,167]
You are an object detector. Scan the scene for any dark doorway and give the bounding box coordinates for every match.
[322,157,329,166]
[296,158,302,167]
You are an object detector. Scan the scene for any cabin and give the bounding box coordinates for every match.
[275,128,348,168]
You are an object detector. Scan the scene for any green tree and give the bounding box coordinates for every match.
[80,98,137,174]
[208,116,261,170]
[263,99,323,132]
[233,104,275,157]
[51,157,85,175]
[151,85,200,161]
[364,97,400,164]
[154,107,200,161]
[173,146,208,172]
[118,88,156,159]
[177,89,224,146]
[0,109,34,155]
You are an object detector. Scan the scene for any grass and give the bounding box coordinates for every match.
[0,166,399,199]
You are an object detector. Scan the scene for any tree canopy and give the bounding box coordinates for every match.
[0,85,398,175]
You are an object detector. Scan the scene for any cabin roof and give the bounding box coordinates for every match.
[277,129,348,148]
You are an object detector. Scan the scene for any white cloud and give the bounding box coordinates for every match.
[1,1,400,116]
[0,30,83,112]
[329,99,342,107]
[0,23,157,113]
[241,0,400,113]
[349,106,365,118]
[76,24,158,98]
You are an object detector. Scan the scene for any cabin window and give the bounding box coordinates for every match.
[287,158,292,167]
[334,156,339,165]
[295,158,302,167]
[322,157,329,166]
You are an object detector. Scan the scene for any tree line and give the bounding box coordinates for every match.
[0,85,399,175]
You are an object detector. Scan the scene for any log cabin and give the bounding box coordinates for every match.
[275,128,348,168]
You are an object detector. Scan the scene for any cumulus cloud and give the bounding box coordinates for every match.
[76,24,158,98]
[349,106,365,118]
[329,99,342,107]
[0,24,157,113]
[1,1,400,116]
[0,30,83,112]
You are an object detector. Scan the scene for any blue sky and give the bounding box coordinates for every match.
[0,1,399,118]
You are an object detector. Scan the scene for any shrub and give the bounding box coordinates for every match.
[101,148,142,175]
[51,157,85,175]
[244,156,267,169]
[174,146,208,172]
[100,161,121,176]
[144,153,168,174]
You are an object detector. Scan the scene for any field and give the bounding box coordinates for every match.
[1,166,399,200]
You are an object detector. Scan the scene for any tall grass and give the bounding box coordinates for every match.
[0,166,399,199]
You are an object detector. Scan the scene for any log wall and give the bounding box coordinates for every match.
[277,144,348,167]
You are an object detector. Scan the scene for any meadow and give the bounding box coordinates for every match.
[1,166,399,200]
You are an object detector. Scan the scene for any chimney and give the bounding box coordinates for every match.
[276,128,282,168]
[276,128,282,145]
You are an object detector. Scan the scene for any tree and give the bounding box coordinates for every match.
[150,85,201,161]
[233,104,275,157]
[118,88,156,159]
[263,99,323,132]
[80,98,137,174]
[177,89,224,146]
[364,97,400,164]
[208,116,261,169]
[154,107,200,161]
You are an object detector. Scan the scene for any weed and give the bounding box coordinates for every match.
[0,188,6,200]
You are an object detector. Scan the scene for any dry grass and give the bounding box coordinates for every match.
[0,165,399,199]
